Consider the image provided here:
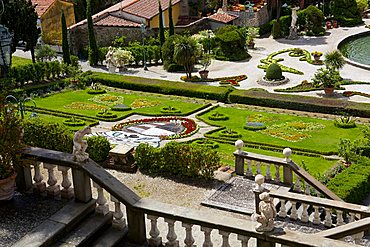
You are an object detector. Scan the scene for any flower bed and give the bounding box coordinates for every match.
[130,99,161,109]
[113,117,199,140]
[89,94,124,106]
[64,102,108,110]
[343,91,370,98]
[244,122,267,131]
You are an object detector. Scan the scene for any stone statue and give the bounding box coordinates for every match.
[105,46,115,72]
[72,126,92,162]
[290,6,299,28]
[255,192,277,232]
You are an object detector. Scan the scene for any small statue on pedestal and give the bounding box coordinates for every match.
[255,192,277,232]
[72,126,92,162]
[288,6,300,40]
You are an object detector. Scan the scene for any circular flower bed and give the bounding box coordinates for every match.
[113,117,199,140]
[244,122,266,131]
[208,111,229,121]
[63,118,86,126]
[219,128,242,138]
[192,139,219,149]
[160,106,182,114]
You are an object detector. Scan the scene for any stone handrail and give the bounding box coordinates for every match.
[18,147,360,246]
[233,143,341,201]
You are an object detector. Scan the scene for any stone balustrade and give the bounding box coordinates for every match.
[16,147,365,247]
[234,140,341,201]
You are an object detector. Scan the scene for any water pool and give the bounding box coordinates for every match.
[339,32,370,66]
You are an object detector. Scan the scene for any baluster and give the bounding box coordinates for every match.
[256,161,261,175]
[304,181,310,195]
[301,203,309,223]
[265,163,272,180]
[200,227,213,247]
[182,223,195,247]
[219,231,231,247]
[93,182,109,215]
[165,219,179,247]
[43,163,60,198]
[353,232,364,245]
[349,212,355,223]
[337,210,344,226]
[111,195,126,230]
[316,191,321,198]
[33,162,46,194]
[294,175,301,192]
[246,160,253,177]
[324,208,332,227]
[274,164,280,183]
[312,205,321,225]
[237,235,250,247]
[290,201,298,220]
[279,199,287,218]
[58,166,73,199]
[147,215,162,247]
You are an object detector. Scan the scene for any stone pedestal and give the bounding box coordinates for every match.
[288,26,298,40]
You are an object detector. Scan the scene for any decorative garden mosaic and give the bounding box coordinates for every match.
[89,94,125,106]
[260,122,325,142]
[64,102,108,110]
[130,99,161,109]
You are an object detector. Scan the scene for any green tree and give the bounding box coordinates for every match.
[61,11,71,65]
[324,50,345,71]
[86,0,99,65]
[158,1,165,49]
[173,36,201,79]
[168,0,175,36]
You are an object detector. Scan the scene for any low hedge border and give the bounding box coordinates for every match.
[160,107,182,114]
[63,119,86,126]
[243,124,267,131]
[96,112,118,119]
[191,138,220,149]
[88,89,106,94]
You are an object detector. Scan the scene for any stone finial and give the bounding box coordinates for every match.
[235,140,244,154]
[72,126,92,162]
[255,174,265,192]
[255,192,277,232]
[283,148,292,162]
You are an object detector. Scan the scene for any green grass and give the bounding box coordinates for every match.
[30,89,207,120]
[12,56,32,67]
[199,106,363,154]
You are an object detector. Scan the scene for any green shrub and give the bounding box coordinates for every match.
[215,25,248,61]
[333,0,363,26]
[271,19,282,39]
[219,128,241,138]
[23,120,73,153]
[135,142,220,179]
[162,35,181,70]
[96,111,117,119]
[265,63,283,80]
[278,15,291,37]
[87,88,106,94]
[327,157,370,203]
[160,106,181,114]
[167,63,185,72]
[303,6,325,35]
[192,139,219,149]
[63,118,86,126]
[259,20,273,36]
[208,111,229,121]
[86,136,111,162]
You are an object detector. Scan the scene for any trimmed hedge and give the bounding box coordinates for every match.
[90,72,231,102]
[135,142,220,179]
[229,88,370,117]
[327,157,370,203]
[86,136,111,162]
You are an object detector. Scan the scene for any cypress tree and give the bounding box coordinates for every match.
[87,0,99,65]
[168,0,174,36]
[158,1,165,47]
[61,10,71,64]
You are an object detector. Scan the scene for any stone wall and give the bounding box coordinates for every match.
[68,24,154,55]
[174,18,212,34]
[229,5,271,27]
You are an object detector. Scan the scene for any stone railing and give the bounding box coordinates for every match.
[234,140,341,201]
[17,147,363,247]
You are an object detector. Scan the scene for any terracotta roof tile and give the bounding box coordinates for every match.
[31,0,54,17]
[122,0,181,19]
[94,14,141,27]
[208,12,238,23]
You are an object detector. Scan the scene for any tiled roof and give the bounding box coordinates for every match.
[122,0,181,19]
[31,0,54,17]
[94,14,141,27]
[208,12,238,23]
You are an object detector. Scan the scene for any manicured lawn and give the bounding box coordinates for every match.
[211,142,337,178]
[12,56,32,67]
[30,89,208,120]
[199,106,363,154]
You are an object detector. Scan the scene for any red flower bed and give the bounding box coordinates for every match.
[112,117,199,140]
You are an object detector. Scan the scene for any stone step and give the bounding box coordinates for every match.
[91,226,128,247]
[12,200,96,247]
[54,212,113,247]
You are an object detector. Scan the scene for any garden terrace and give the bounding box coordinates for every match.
[13,146,370,246]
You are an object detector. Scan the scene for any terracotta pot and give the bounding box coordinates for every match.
[324,87,335,96]
[332,20,338,28]
[0,173,17,200]
[199,70,209,79]
[248,42,255,49]
[313,55,321,61]
[326,21,332,29]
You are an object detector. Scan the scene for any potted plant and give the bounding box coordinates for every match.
[312,68,342,96]
[0,101,24,200]
[199,54,212,79]
[311,51,323,61]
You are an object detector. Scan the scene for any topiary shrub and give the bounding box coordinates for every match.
[87,88,106,94]
[86,136,111,162]
[192,139,219,149]
[265,63,283,80]
[271,19,282,39]
[160,106,181,114]
[208,111,229,121]
[333,0,363,27]
[96,111,117,119]
[63,117,86,126]
[303,6,325,36]
[219,128,241,138]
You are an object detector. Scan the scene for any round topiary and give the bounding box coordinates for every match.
[265,63,283,80]
[86,136,111,162]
